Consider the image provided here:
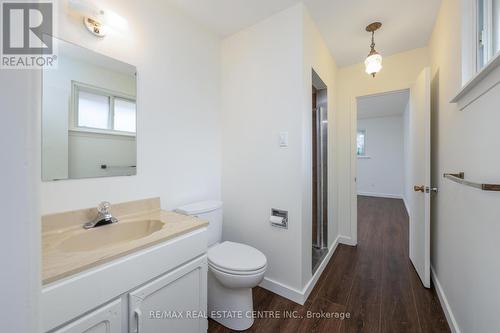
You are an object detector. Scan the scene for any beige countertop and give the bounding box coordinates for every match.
[42,198,208,285]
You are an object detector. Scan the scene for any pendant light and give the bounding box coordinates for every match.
[364,22,383,77]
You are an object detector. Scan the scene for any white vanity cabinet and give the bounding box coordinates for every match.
[43,228,208,333]
[53,300,122,333]
[129,256,207,333]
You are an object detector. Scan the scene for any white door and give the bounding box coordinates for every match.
[53,300,121,333]
[129,257,207,333]
[408,67,432,288]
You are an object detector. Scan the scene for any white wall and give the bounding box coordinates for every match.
[40,0,222,214]
[336,47,429,244]
[68,132,136,178]
[221,4,338,297]
[357,115,405,198]
[2,3,222,328]
[0,71,41,331]
[221,4,305,292]
[429,0,500,331]
[301,6,339,289]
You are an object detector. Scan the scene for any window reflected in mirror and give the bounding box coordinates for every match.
[42,38,137,181]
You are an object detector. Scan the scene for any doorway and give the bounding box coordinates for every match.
[311,70,328,274]
[356,90,409,201]
[352,68,432,288]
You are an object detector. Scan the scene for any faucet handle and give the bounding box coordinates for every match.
[97,201,111,215]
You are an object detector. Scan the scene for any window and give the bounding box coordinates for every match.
[74,83,136,134]
[114,98,136,132]
[77,90,110,129]
[357,129,366,156]
[477,0,500,70]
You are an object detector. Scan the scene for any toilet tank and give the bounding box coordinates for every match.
[175,201,223,247]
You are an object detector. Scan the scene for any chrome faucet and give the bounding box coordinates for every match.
[84,201,119,229]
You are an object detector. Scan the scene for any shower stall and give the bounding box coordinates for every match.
[311,70,328,274]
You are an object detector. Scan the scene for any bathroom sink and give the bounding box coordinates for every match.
[59,220,164,252]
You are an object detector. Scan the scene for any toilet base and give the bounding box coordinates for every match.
[207,270,255,331]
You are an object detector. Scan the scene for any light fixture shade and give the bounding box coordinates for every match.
[68,0,128,31]
[365,53,383,76]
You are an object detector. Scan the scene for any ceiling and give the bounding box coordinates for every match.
[357,90,409,119]
[166,0,441,67]
[305,0,441,66]
[166,0,299,38]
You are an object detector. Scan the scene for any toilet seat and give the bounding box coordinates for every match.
[208,241,267,275]
[209,261,267,276]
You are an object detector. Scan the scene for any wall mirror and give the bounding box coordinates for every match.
[42,38,137,181]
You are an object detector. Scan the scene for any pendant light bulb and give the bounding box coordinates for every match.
[364,22,383,77]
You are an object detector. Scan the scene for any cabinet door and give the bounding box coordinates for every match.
[53,299,121,333]
[129,256,207,333]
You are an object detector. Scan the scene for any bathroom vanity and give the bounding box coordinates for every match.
[40,38,209,333]
[41,198,209,333]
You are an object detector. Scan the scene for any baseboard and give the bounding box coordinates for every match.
[301,236,340,303]
[357,192,403,199]
[259,277,304,304]
[338,235,356,246]
[259,235,340,305]
[431,266,461,333]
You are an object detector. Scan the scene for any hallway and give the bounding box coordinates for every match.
[209,196,450,332]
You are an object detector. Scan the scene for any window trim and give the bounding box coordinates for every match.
[453,0,500,108]
[356,129,367,157]
[476,0,496,71]
[70,81,137,137]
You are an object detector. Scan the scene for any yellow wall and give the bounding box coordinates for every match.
[429,0,500,331]
[334,1,500,330]
[335,47,430,242]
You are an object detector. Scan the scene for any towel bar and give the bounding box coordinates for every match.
[100,164,137,170]
[443,172,500,191]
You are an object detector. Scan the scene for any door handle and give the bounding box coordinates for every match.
[413,185,438,193]
[134,309,142,333]
[414,185,425,192]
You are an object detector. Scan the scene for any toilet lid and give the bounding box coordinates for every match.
[208,241,267,272]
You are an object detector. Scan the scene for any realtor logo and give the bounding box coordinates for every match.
[1,1,56,69]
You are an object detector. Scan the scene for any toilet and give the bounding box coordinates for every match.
[176,201,267,331]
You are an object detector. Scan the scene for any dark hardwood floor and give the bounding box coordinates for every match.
[209,196,450,333]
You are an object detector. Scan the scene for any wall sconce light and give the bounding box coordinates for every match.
[364,22,383,77]
[68,0,128,38]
